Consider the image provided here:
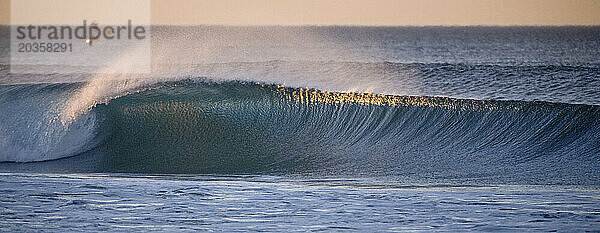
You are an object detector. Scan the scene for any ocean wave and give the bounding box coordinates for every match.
[1,80,598,184]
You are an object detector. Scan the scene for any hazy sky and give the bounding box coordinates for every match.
[2,0,600,25]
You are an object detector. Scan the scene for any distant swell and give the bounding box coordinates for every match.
[0,80,599,184]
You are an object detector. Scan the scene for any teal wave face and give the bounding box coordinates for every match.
[1,81,599,185]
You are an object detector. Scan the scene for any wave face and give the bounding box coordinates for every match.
[1,81,598,185]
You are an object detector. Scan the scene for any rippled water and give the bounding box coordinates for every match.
[1,174,599,232]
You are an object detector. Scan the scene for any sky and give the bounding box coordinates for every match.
[2,0,600,26]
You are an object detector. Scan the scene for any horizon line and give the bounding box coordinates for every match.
[2,23,600,27]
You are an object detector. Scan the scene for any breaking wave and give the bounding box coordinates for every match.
[0,80,598,185]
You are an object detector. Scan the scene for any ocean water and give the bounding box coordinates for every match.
[1,26,599,232]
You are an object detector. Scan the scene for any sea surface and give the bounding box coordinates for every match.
[1,26,599,232]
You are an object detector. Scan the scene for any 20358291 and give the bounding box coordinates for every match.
[17,43,72,53]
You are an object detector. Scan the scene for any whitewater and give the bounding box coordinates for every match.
[1,26,599,232]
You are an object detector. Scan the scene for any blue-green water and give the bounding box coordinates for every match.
[1,26,599,232]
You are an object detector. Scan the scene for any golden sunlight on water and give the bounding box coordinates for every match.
[274,85,522,112]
